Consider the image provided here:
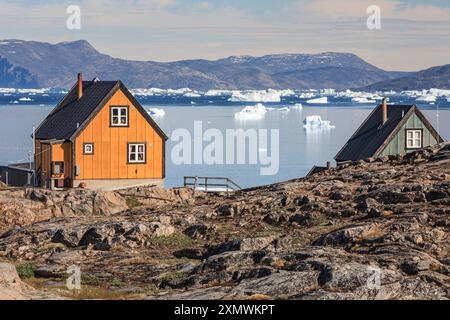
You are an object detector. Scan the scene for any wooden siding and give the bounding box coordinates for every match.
[34,140,73,183]
[74,89,164,180]
[50,143,72,179]
[380,113,438,156]
[35,140,51,183]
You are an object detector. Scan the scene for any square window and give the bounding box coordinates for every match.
[111,106,128,126]
[128,143,146,163]
[406,130,422,149]
[84,143,94,155]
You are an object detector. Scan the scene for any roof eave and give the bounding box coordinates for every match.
[68,82,121,141]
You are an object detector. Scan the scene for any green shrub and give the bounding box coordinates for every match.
[148,234,195,247]
[126,197,143,208]
[16,263,35,279]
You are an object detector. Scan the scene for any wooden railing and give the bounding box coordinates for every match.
[183,176,241,192]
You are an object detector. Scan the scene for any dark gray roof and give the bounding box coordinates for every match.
[35,81,118,140]
[335,104,416,162]
[306,166,328,177]
[35,80,168,141]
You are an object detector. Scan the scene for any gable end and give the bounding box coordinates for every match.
[69,82,168,142]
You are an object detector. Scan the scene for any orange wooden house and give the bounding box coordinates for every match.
[34,73,167,190]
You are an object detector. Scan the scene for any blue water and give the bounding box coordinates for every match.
[0,93,449,188]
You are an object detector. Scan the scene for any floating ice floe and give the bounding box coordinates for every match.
[402,88,450,102]
[132,88,196,96]
[205,90,233,97]
[230,90,283,102]
[18,97,33,102]
[351,97,376,104]
[184,92,201,98]
[303,115,335,129]
[320,89,336,95]
[334,90,383,101]
[0,88,54,94]
[298,92,317,99]
[306,97,328,104]
[416,95,437,103]
[234,103,268,120]
[278,107,290,112]
[147,108,166,117]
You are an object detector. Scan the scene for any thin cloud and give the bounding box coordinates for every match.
[0,0,449,71]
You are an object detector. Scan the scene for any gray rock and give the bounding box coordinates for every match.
[229,271,319,298]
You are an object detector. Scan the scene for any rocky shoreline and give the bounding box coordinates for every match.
[0,143,449,300]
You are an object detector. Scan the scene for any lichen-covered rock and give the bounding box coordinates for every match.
[0,142,449,300]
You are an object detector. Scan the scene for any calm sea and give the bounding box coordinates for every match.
[0,98,448,188]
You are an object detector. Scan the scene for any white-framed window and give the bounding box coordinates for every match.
[406,129,422,149]
[83,143,94,155]
[111,106,128,126]
[128,143,146,163]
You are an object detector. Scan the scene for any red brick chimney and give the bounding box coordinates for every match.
[382,97,388,125]
[77,73,83,99]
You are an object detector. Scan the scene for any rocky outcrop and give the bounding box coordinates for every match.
[0,263,62,300]
[0,188,128,231]
[0,142,449,300]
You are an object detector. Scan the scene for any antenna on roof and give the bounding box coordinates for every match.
[436,102,439,135]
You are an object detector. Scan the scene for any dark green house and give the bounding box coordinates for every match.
[335,99,444,163]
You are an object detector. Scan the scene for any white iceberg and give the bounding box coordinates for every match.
[234,103,267,120]
[428,88,450,97]
[147,108,166,117]
[132,87,196,96]
[205,90,233,97]
[230,90,281,102]
[278,107,290,112]
[184,92,202,98]
[298,92,317,99]
[416,95,436,103]
[303,115,335,129]
[334,90,383,101]
[18,97,33,102]
[351,97,376,104]
[320,88,336,95]
[0,88,53,94]
[403,88,450,102]
[306,97,328,104]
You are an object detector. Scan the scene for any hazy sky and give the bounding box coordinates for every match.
[1,0,450,71]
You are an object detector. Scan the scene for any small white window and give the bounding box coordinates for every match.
[111,106,128,126]
[128,143,146,163]
[406,130,422,149]
[84,143,94,155]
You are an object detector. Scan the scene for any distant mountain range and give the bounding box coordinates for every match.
[0,39,447,91]
[360,64,450,91]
